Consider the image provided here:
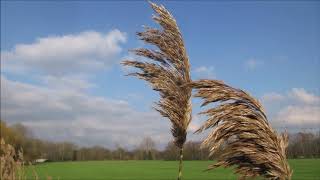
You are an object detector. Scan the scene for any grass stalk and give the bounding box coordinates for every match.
[177,147,184,180]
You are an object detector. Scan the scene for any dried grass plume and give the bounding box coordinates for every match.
[122,1,192,150]
[191,80,292,180]
[121,2,192,179]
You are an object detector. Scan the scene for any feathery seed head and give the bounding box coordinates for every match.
[191,80,292,180]
[121,2,192,148]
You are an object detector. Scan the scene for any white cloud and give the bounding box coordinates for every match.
[261,88,320,130]
[193,66,215,79]
[0,75,171,149]
[289,88,320,105]
[0,29,180,149]
[1,29,126,76]
[41,75,96,92]
[274,105,320,128]
[0,29,179,149]
[244,59,263,70]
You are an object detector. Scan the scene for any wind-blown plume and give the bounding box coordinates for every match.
[191,80,292,180]
[122,2,192,179]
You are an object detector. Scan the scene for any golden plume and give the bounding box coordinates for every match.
[122,2,191,179]
[191,80,292,180]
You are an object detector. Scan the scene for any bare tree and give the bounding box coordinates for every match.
[163,141,178,160]
[139,137,156,160]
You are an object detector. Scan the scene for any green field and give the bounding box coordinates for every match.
[28,159,320,180]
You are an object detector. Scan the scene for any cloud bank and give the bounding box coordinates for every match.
[262,88,320,130]
[1,30,126,76]
[1,75,170,149]
[0,29,174,149]
[1,28,318,149]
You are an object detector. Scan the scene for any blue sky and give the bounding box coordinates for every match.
[1,1,320,149]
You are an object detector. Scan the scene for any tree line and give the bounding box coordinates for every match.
[1,120,319,162]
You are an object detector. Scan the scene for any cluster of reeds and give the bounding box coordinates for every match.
[122,1,291,180]
[0,138,42,180]
[0,138,27,180]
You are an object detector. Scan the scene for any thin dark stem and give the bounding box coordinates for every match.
[177,147,183,180]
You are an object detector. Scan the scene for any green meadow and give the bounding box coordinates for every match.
[28,159,320,180]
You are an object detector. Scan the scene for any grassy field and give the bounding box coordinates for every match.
[27,159,320,180]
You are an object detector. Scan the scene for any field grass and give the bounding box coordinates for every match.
[27,159,320,180]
